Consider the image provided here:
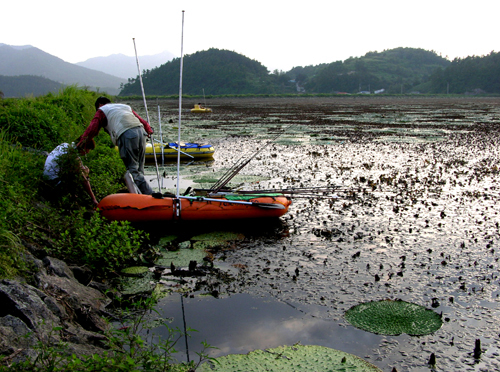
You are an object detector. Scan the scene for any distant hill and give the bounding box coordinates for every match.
[424,51,500,94]
[0,44,126,95]
[76,50,176,80]
[0,75,63,97]
[119,47,456,96]
[119,48,296,96]
[297,48,451,94]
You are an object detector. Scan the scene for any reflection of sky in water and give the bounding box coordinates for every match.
[154,293,382,363]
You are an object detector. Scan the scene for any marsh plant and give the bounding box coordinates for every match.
[1,297,216,371]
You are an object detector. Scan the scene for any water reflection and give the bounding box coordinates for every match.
[154,293,382,363]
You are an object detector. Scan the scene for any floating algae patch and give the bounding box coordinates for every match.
[119,271,155,296]
[191,231,245,241]
[156,247,207,268]
[191,231,245,250]
[191,231,245,249]
[198,344,382,372]
[345,299,443,336]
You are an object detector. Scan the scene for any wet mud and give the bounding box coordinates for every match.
[128,96,500,371]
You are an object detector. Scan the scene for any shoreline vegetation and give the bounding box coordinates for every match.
[0,87,214,370]
[116,92,500,101]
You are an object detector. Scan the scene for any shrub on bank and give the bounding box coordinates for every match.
[0,87,147,278]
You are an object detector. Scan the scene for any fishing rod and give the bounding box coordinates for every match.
[196,186,368,200]
[209,125,293,193]
[133,38,161,192]
[179,195,285,209]
[230,186,360,196]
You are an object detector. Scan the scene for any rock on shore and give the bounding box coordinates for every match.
[0,256,111,364]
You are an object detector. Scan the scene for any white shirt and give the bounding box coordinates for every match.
[43,143,72,180]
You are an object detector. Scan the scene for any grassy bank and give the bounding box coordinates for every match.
[0,86,148,278]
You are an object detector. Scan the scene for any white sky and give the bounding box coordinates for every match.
[3,0,499,72]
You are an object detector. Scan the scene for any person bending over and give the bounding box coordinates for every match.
[77,96,154,195]
[43,138,99,208]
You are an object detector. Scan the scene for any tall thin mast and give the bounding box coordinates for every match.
[133,38,161,192]
[176,10,185,198]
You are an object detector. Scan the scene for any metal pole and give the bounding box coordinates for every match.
[176,10,185,199]
[157,103,165,167]
[133,37,161,192]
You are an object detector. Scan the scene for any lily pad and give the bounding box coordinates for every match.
[345,299,443,336]
[120,266,150,277]
[156,248,207,268]
[191,231,245,241]
[198,344,382,372]
[158,235,178,246]
[192,240,230,250]
[190,231,244,251]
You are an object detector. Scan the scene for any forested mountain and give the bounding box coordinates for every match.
[424,51,500,94]
[297,48,451,94]
[0,75,63,97]
[119,48,295,96]
[2,43,497,97]
[119,47,457,96]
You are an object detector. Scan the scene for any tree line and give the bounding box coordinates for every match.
[119,47,500,96]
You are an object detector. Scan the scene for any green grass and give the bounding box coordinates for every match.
[0,87,150,278]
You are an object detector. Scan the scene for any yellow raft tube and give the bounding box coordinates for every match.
[191,104,212,113]
[145,142,215,161]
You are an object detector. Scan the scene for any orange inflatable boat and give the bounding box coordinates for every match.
[98,193,291,222]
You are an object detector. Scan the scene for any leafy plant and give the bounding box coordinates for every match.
[52,211,146,272]
[0,297,217,372]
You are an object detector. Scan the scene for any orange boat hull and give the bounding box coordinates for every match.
[98,193,291,222]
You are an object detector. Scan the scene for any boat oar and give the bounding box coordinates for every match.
[178,195,286,209]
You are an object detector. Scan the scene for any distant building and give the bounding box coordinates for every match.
[374,89,385,94]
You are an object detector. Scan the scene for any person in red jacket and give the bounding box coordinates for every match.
[77,96,154,195]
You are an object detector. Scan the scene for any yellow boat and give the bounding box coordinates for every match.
[191,104,212,113]
[145,142,215,161]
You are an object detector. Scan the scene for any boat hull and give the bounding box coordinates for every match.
[145,143,214,161]
[98,193,291,222]
[191,104,212,113]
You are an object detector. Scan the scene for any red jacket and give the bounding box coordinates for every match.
[78,108,153,148]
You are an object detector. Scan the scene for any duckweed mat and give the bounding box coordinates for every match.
[345,299,443,336]
[198,344,382,372]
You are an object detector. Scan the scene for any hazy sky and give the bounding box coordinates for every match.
[3,0,499,72]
